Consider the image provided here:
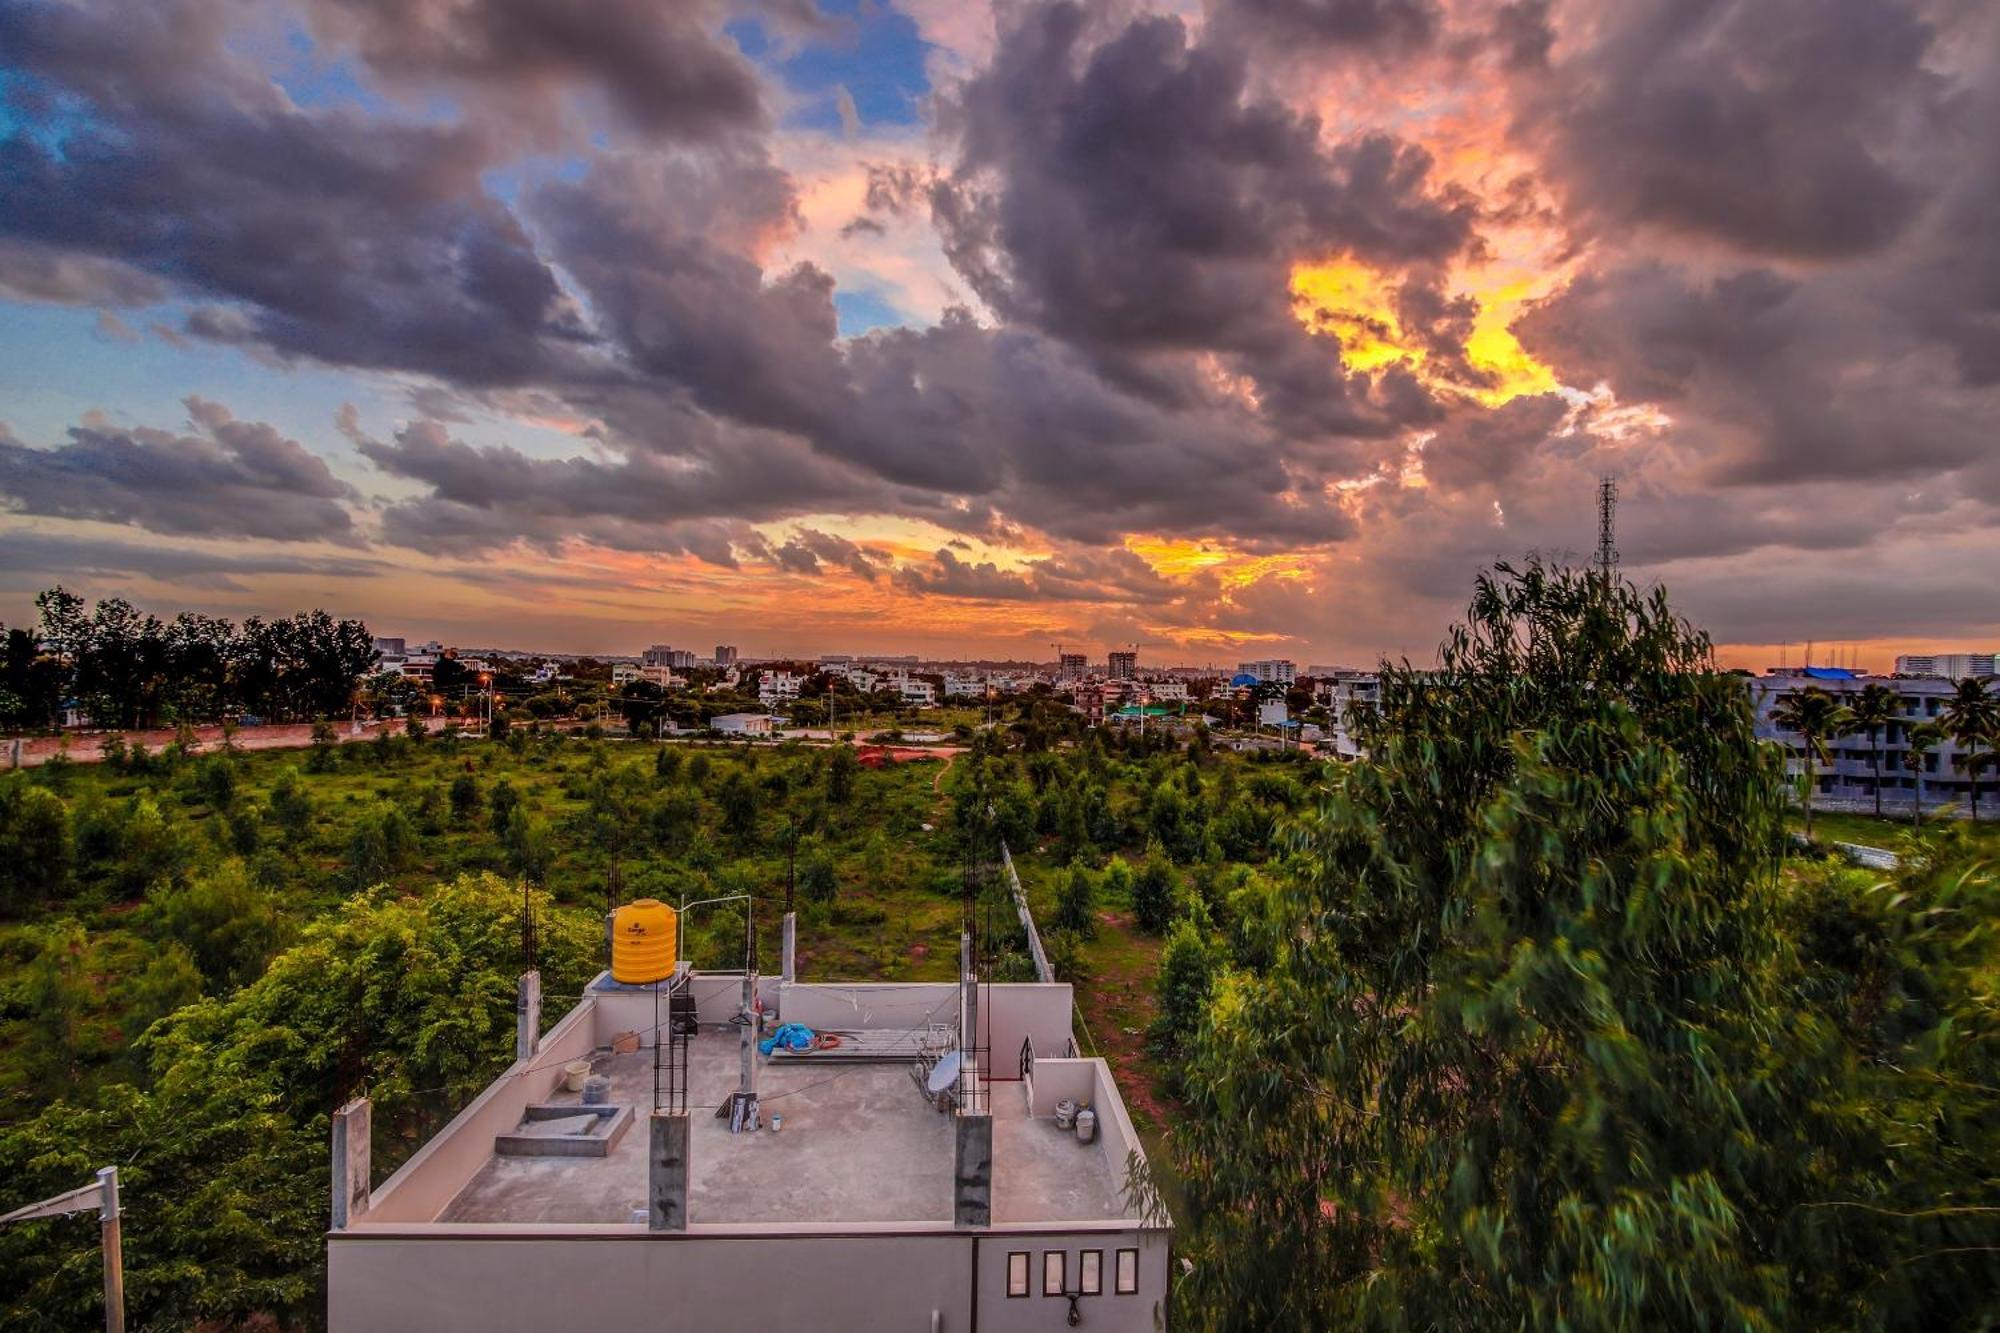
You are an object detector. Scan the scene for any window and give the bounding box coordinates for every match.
[1079,1249,1102,1296]
[1006,1252,1030,1298]
[1044,1251,1066,1297]
[1115,1248,1139,1295]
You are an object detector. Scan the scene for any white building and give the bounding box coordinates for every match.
[1894,652,1996,680]
[1143,680,1188,703]
[712,712,774,736]
[614,665,677,689]
[945,676,988,699]
[898,676,938,707]
[327,927,1169,1332]
[1236,658,1296,685]
[757,672,803,708]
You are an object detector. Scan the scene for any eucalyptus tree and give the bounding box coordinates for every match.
[1176,562,1818,1329]
[1772,686,1856,841]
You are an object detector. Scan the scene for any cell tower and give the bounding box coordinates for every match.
[1596,475,1619,580]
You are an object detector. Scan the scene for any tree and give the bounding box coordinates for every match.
[1941,677,1998,818]
[1175,562,1839,1329]
[1052,865,1098,938]
[1152,917,1215,1054]
[150,859,288,989]
[0,779,72,914]
[449,773,483,823]
[1903,721,1945,828]
[826,744,860,806]
[267,767,314,846]
[1848,682,1899,819]
[716,769,759,840]
[1130,848,1175,934]
[1772,686,1855,842]
[799,846,838,905]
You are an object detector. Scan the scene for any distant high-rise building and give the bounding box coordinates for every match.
[641,644,674,669]
[1895,652,1995,680]
[1107,650,1137,680]
[1237,658,1296,685]
[1059,652,1088,678]
[715,645,738,667]
[373,636,406,657]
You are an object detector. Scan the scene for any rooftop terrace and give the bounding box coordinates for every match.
[361,973,1144,1233]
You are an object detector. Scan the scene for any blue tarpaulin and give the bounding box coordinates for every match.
[758,1023,816,1056]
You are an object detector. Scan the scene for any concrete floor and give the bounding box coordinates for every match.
[440,1032,956,1225]
[990,1089,1133,1224]
[437,1032,1134,1228]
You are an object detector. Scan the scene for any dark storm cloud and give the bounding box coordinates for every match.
[0,0,578,383]
[892,546,1178,605]
[1205,0,1441,55]
[300,0,769,142]
[0,399,359,542]
[935,2,1475,366]
[0,241,166,308]
[1521,0,1946,257]
[0,529,388,594]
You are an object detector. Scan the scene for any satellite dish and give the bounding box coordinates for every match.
[926,1050,962,1095]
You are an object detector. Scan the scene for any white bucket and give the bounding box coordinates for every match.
[1075,1107,1097,1145]
[563,1060,592,1093]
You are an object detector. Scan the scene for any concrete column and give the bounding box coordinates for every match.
[649,1112,690,1231]
[781,911,796,984]
[953,1109,992,1228]
[739,971,759,1098]
[515,970,541,1063]
[960,931,979,1064]
[330,1098,371,1230]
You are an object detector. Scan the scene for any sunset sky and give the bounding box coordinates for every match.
[1,0,1996,669]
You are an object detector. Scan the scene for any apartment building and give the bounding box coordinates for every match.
[1750,669,1988,811]
[1107,651,1137,681]
[1235,658,1296,685]
[1894,652,1996,680]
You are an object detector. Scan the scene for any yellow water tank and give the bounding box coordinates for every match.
[611,899,678,983]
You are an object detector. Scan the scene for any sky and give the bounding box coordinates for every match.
[0,0,1996,670]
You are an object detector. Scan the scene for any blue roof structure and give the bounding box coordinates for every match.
[1229,672,1260,687]
[1802,666,1861,680]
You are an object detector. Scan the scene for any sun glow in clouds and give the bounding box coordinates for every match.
[1290,256,1561,405]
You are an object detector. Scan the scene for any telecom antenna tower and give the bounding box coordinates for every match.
[1596,475,1619,580]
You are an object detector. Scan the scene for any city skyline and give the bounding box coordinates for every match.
[3,0,1997,670]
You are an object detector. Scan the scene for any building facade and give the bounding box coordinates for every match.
[1893,652,1996,680]
[1107,651,1137,681]
[1236,658,1296,685]
[714,646,738,667]
[1750,670,1990,813]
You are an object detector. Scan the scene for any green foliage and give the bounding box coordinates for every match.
[265,767,314,845]
[1052,865,1098,937]
[1151,916,1214,1053]
[716,769,759,839]
[488,777,520,837]
[799,845,839,905]
[149,859,288,989]
[0,778,73,914]
[448,772,482,822]
[826,743,860,805]
[1130,848,1176,934]
[0,874,594,1330]
[1174,562,2000,1330]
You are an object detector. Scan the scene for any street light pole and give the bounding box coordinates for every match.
[1,1166,124,1333]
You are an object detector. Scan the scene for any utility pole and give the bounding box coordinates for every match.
[1596,475,1619,581]
[2,1167,124,1333]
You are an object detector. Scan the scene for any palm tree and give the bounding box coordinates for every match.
[1771,686,1855,842]
[1903,721,1945,829]
[1941,677,2000,819]
[1849,682,1899,820]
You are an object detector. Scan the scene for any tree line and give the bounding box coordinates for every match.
[1,587,377,732]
